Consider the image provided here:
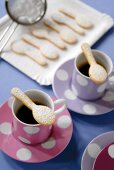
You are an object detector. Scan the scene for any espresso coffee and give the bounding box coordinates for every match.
[78,62,90,77]
[16,102,46,124]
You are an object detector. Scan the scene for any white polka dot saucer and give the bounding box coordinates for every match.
[0,98,73,163]
[81,131,114,170]
[52,59,114,115]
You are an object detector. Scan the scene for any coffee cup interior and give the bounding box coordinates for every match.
[12,90,53,125]
[75,50,113,78]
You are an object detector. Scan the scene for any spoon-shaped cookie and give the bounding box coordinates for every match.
[32,29,66,50]
[11,40,47,66]
[11,88,56,126]
[52,12,85,35]
[44,18,77,44]
[22,34,59,60]
[59,8,93,29]
[81,43,107,84]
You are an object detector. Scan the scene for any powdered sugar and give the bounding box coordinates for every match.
[8,0,45,24]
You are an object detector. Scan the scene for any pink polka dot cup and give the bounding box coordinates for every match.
[71,50,113,101]
[12,89,66,145]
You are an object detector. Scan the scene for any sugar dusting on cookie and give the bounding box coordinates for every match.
[33,105,55,126]
[89,64,107,84]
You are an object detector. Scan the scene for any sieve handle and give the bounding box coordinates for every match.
[0,21,12,41]
[0,21,18,54]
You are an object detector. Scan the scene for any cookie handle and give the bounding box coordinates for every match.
[25,49,47,66]
[11,87,34,110]
[22,34,41,49]
[59,8,75,19]
[44,19,60,33]
[64,20,84,35]
[47,35,66,50]
[81,43,96,65]
[54,99,67,114]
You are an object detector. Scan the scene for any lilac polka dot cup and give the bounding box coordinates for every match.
[12,89,66,145]
[71,50,113,101]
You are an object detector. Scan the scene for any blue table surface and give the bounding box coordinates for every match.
[0,0,114,170]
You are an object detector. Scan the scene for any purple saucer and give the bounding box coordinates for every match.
[52,59,114,115]
[93,142,114,170]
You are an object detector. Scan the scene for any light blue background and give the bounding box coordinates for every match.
[0,0,114,170]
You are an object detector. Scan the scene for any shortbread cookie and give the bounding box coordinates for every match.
[11,40,47,66]
[81,43,107,84]
[76,15,93,29]
[22,34,59,59]
[11,87,56,126]
[59,8,75,19]
[61,29,78,44]
[32,29,66,50]
[59,8,93,29]
[44,18,77,44]
[52,12,85,35]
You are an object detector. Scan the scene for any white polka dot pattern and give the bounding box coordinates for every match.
[83,104,97,114]
[102,91,114,101]
[41,137,56,149]
[71,84,78,96]
[87,143,101,158]
[57,115,71,129]
[18,136,31,144]
[49,125,52,130]
[109,75,114,83]
[56,69,68,81]
[0,98,73,163]
[16,148,32,161]
[64,89,76,100]
[23,126,40,134]
[77,75,88,86]
[108,144,114,158]
[0,122,12,135]
[97,83,107,93]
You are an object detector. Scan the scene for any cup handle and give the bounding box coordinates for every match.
[107,69,114,89]
[54,99,67,114]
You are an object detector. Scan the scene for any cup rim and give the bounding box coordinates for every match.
[74,49,113,80]
[12,89,53,127]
